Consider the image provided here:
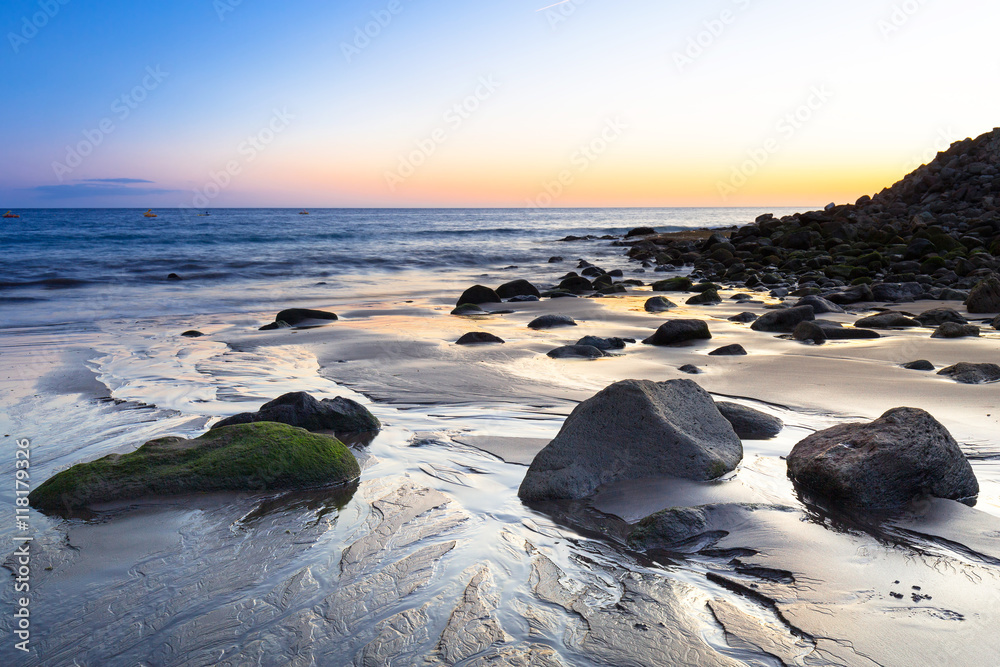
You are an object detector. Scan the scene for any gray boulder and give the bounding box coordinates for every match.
[708,344,747,356]
[576,336,627,351]
[727,312,758,323]
[750,305,815,333]
[643,320,712,346]
[965,275,1000,313]
[916,308,967,327]
[212,391,380,434]
[794,295,845,314]
[678,364,701,374]
[716,402,783,439]
[854,312,920,329]
[644,296,677,313]
[528,314,577,329]
[826,284,874,305]
[902,360,934,371]
[518,379,743,501]
[547,345,606,359]
[871,282,924,302]
[931,323,980,338]
[787,407,978,508]
[937,363,1000,384]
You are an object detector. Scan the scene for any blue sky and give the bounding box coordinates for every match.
[1,0,998,207]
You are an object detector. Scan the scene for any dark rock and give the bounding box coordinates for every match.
[787,407,979,509]
[750,305,815,333]
[272,308,339,326]
[965,275,1000,313]
[871,282,925,302]
[558,275,594,292]
[518,379,742,501]
[212,391,381,434]
[826,284,874,305]
[496,279,540,300]
[716,402,783,439]
[708,344,747,356]
[528,314,577,329]
[29,422,360,512]
[626,226,657,237]
[794,295,845,314]
[993,314,1000,330]
[508,294,539,302]
[167,273,182,281]
[728,312,758,323]
[259,320,291,331]
[181,330,204,338]
[903,360,934,371]
[547,345,606,359]
[854,312,921,329]
[456,332,505,345]
[452,304,486,316]
[686,289,721,305]
[576,336,627,351]
[644,296,677,313]
[931,323,980,338]
[678,364,701,374]
[456,285,501,306]
[937,362,1000,384]
[548,256,564,263]
[916,308,967,327]
[793,321,827,343]
[652,277,693,292]
[643,320,712,346]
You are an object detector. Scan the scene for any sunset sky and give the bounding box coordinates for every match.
[1,0,997,208]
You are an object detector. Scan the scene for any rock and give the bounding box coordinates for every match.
[787,407,978,509]
[548,256,564,263]
[652,277,693,292]
[644,296,677,313]
[678,364,701,374]
[715,402,783,439]
[576,336,627,351]
[931,322,980,338]
[750,305,815,333]
[181,330,204,338]
[708,344,747,356]
[507,294,539,302]
[259,320,291,331]
[496,279,540,300]
[29,422,361,512]
[793,321,827,343]
[528,314,577,329]
[916,308,967,327]
[625,226,656,237]
[825,284,874,305]
[903,360,934,371]
[558,275,593,292]
[686,289,721,305]
[871,282,925,302]
[937,362,1000,384]
[456,285,501,306]
[965,275,1000,313]
[452,304,486,316]
[167,273,182,281]
[993,314,1000,330]
[627,506,715,550]
[212,391,381,434]
[274,308,338,326]
[642,320,712,346]
[854,312,921,329]
[456,332,505,345]
[727,312,758,323]
[518,379,742,501]
[794,295,845,314]
[547,345,606,359]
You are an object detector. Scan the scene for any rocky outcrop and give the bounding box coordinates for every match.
[518,379,742,501]
[29,422,361,512]
[787,407,978,508]
[212,391,380,434]
[642,320,712,346]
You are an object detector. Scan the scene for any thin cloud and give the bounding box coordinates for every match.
[31,183,180,198]
[82,178,155,184]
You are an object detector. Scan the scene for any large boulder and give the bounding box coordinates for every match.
[29,422,361,512]
[644,296,677,313]
[518,379,742,501]
[916,308,967,327]
[496,279,540,300]
[456,285,501,306]
[642,320,712,346]
[212,391,380,434]
[750,305,815,333]
[937,362,1000,384]
[716,402,783,439]
[931,323,980,339]
[787,408,978,509]
[965,275,1000,313]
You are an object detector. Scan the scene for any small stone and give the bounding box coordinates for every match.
[708,344,747,356]
[902,360,934,371]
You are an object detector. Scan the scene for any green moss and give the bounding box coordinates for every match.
[29,422,360,512]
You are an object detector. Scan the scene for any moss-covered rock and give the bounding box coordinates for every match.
[29,422,361,512]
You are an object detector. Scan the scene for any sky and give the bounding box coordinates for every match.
[1,0,998,208]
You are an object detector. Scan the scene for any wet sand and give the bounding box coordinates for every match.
[2,241,999,666]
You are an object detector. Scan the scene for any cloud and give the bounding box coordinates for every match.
[81,178,156,184]
[31,183,180,198]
